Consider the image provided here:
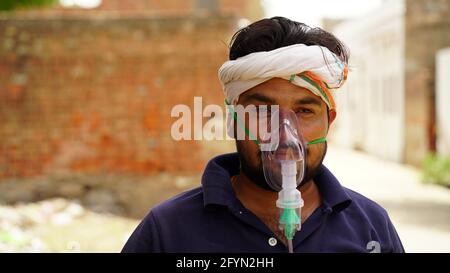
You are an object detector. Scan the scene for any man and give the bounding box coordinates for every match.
[122,17,404,253]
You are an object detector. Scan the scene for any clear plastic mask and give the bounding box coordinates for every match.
[260,109,307,192]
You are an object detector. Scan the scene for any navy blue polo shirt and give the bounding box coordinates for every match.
[122,153,404,253]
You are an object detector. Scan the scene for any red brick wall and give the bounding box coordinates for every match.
[96,0,193,13]
[0,15,239,179]
[25,0,263,21]
[95,0,262,19]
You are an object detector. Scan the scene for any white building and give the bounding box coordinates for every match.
[330,0,406,162]
[436,47,450,156]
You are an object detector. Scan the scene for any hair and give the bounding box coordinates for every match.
[229,16,349,64]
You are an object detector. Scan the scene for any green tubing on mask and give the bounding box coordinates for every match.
[225,100,260,146]
[225,100,327,146]
[279,208,300,241]
[307,137,327,145]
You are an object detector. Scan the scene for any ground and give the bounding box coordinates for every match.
[0,198,139,252]
[324,145,450,252]
[1,145,449,252]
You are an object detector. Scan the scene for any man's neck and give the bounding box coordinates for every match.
[231,171,322,224]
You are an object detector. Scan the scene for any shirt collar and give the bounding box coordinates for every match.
[201,153,240,209]
[314,164,352,212]
[201,153,352,212]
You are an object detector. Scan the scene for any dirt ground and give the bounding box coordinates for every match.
[1,144,449,252]
[324,145,450,253]
[0,198,140,252]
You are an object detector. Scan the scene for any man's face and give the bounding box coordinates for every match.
[235,77,336,191]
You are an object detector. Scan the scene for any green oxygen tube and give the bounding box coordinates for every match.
[277,138,326,253]
[276,160,303,253]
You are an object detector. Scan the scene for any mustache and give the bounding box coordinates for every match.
[257,141,310,154]
[277,142,298,150]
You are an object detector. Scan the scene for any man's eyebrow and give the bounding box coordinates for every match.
[294,97,322,107]
[242,93,276,104]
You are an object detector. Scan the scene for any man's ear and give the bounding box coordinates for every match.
[328,109,337,127]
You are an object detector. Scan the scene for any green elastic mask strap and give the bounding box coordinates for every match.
[225,99,260,145]
[225,99,327,147]
[307,137,327,145]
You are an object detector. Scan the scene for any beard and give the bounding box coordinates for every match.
[236,141,328,192]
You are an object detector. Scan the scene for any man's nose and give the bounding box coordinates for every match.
[278,120,291,143]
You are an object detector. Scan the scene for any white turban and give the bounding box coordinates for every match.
[218,43,348,110]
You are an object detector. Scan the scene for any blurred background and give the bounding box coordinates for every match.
[0,0,449,252]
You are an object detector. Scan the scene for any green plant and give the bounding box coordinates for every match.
[0,0,57,11]
[421,153,450,187]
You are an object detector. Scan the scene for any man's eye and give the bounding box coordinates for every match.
[296,109,314,114]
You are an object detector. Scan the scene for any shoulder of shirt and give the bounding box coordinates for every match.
[342,187,391,223]
[341,187,403,251]
[145,186,205,220]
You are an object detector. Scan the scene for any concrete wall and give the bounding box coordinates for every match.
[330,0,406,162]
[436,47,450,155]
[404,0,450,165]
[330,0,450,166]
